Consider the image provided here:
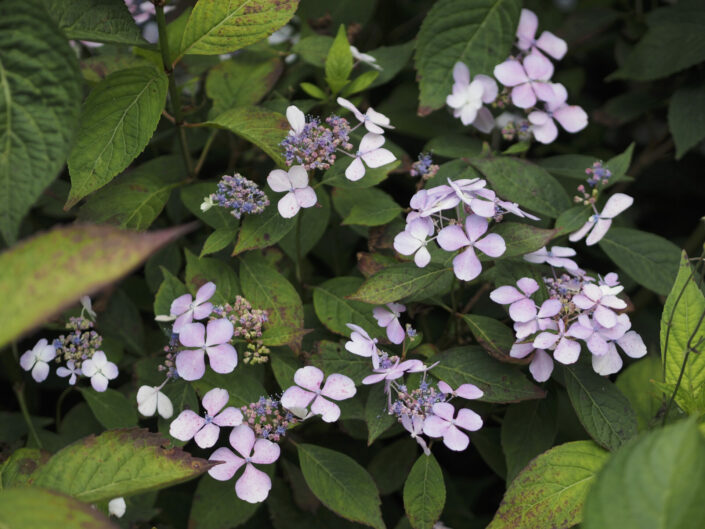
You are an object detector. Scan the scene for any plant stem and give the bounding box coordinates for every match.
[55,386,75,433]
[155,3,194,176]
[194,130,219,177]
[13,382,42,449]
[295,214,303,287]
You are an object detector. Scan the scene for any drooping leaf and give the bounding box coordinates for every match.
[313,277,383,339]
[66,66,169,208]
[0,223,192,348]
[350,263,455,304]
[403,454,446,529]
[432,346,546,403]
[201,228,237,257]
[563,362,639,451]
[205,106,289,167]
[297,444,385,529]
[79,388,138,430]
[598,227,680,296]
[32,428,212,502]
[487,441,609,529]
[0,0,81,243]
[0,488,119,529]
[178,0,299,59]
[414,0,522,112]
[78,156,186,230]
[668,81,705,159]
[583,418,705,529]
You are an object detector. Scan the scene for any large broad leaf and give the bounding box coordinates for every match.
[470,157,571,218]
[414,0,521,112]
[564,363,639,451]
[668,81,705,160]
[350,263,455,304]
[367,439,419,496]
[333,187,402,227]
[278,188,331,259]
[365,384,396,445]
[583,418,705,529]
[609,0,705,81]
[205,106,289,168]
[0,0,81,243]
[432,346,546,403]
[78,156,186,230]
[0,223,192,348]
[178,0,299,59]
[313,277,383,339]
[206,54,283,117]
[42,0,146,46]
[32,429,212,502]
[184,249,240,306]
[188,474,266,529]
[297,444,385,529]
[598,227,680,296]
[0,488,118,529]
[615,355,663,431]
[403,454,446,529]
[1,448,50,488]
[79,388,138,430]
[487,441,610,529]
[231,198,295,256]
[501,396,558,483]
[461,314,516,361]
[489,223,557,258]
[66,66,169,208]
[660,252,705,413]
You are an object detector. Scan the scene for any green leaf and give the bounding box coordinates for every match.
[297,444,385,529]
[365,385,396,445]
[470,157,572,218]
[43,0,146,46]
[432,346,546,403]
[584,418,705,529]
[489,223,557,258]
[180,182,239,230]
[1,448,49,488]
[78,156,186,230]
[615,355,663,431]
[178,0,299,59]
[0,0,81,243]
[367,438,419,496]
[292,35,333,67]
[414,0,521,112]
[609,0,705,81]
[300,82,327,100]
[66,66,169,208]
[668,81,705,159]
[660,252,705,414]
[423,135,482,160]
[333,187,402,227]
[555,205,590,236]
[564,362,639,451]
[487,441,609,529]
[311,340,371,385]
[279,188,331,259]
[313,277,382,338]
[269,349,300,391]
[154,267,188,317]
[500,397,557,483]
[403,454,445,529]
[598,227,681,296]
[201,228,237,257]
[368,41,415,89]
[33,429,211,502]
[0,223,192,348]
[538,144,634,185]
[239,253,303,349]
[193,370,266,407]
[461,314,515,360]
[205,106,289,167]
[325,25,353,94]
[188,474,264,529]
[340,71,380,97]
[206,54,283,116]
[184,249,240,305]
[232,201,295,256]
[350,263,455,304]
[80,388,138,430]
[0,488,118,529]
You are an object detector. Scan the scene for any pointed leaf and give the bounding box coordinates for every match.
[403,454,445,529]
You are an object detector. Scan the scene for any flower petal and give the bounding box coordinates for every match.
[90,373,109,392]
[229,424,256,458]
[251,438,281,464]
[452,247,482,281]
[455,408,483,432]
[490,286,524,304]
[288,165,310,189]
[294,366,324,392]
[321,373,357,401]
[553,337,581,364]
[310,395,341,422]
[529,349,554,382]
[170,293,193,316]
[277,192,300,218]
[179,323,206,348]
[206,318,234,346]
[345,157,366,181]
[592,344,623,376]
[455,383,484,400]
[616,331,647,358]
[208,447,244,481]
[536,31,567,60]
[170,410,206,441]
[214,407,243,427]
[511,83,537,109]
[294,187,317,209]
[195,281,216,304]
[206,344,238,374]
[32,362,50,383]
[267,169,292,192]
[437,225,470,251]
[236,463,272,503]
[443,425,470,451]
[175,349,206,381]
[281,386,316,410]
[509,298,538,323]
[494,60,528,87]
[422,415,450,438]
[386,318,405,344]
[202,388,229,417]
[194,422,221,448]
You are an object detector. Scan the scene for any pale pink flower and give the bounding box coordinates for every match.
[510,343,554,382]
[345,323,381,368]
[533,319,582,365]
[176,319,237,381]
[523,246,578,270]
[345,133,396,181]
[170,388,243,448]
[362,358,425,385]
[438,215,506,281]
[528,84,588,144]
[490,277,540,323]
[493,51,556,109]
[516,8,567,60]
[513,299,561,340]
[394,219,435,268]
[447,178,497,217]
[281,366,356,423]
[372,303,407,344]
[267,165,317,218]
[136,385,173,419]
[437,381,484,400]
[56,359,81,386]
[167,282,216,333]
[337,97,393,134]
[572,283,627,328]
[423,402,483,451]
[569,193,633,246]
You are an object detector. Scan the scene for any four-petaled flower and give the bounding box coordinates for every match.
[81,351,118,392]
[281,366,356,423]
[528,83,588,144]
[437,381,484,400]
[345,132,396,181]
[362,358,425,385]
[136,385,174,419]
[516,8,567,60]
[345,323,381,368]
[423,402,483,451]
[57,359,81,386]
[394,218,435,268]
[524,246,579,270]
[494,51,556,109]
[209,424,280,503]
[372,303,407,344]
[170,387,243,447]
[569,193,633,246]
[490,277,540,323]
[572,283,627,328]
[267,165,317,219]
[445,62,498,132]
[168,282,216,333]
[437,215,506,281]
[19,339,56,383]
[176,319,238,381]
[337,97,393,134]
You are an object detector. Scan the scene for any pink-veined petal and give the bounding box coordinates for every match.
[373,306,395,327]
[437,225,470,251]
[553,337,581,364]
[386,318,405,344]
[533,331,559,350]
[423,415,450,438]
[601,193,634,219]
[294,365,324,392]
[208,447,244,481]
[524,51,554,80]
[193,302,214,320]
[510,342,535,359]
[490,285,524,305]
[345,157,366,181]
[236,463,272,504]
[532,118,559,144]
[229,424,256,458]
[179,322,206,347]
[311,396,341,422]
[529,349,554,382]
[415,247,431,267]
[533,82,557,103]
[362,373,387,385]
[267,169,292,192]
[617,331,647,358]
[294,187,317,208]
[594,305,617,328]
[464,214,489,242]
[277,192,300,218]
[205,318,234,346]
[538,299,562,318]
[443,425,470,451]
[494,60,528,87]
[172,311,193,333]
[455,408,483,432]
[251,438,281,464]
[175,349,206,381]
[516,9,538,49]
[214,407,244,427]
[206,344,238,374]
[321,373,357,401]
[455,383,484,400]
[194,423,221,448]
[453,247,482,281]
[281,386,315,410]
[202,388,229,417]
[509,298,538,323]
[170,293,193,316]
[432,402,455,421]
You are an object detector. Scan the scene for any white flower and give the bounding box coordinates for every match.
[56,360,81,385]
[569,193,634,246]
[108,497,126,518]
[337,97,393,134]
[446,62,497,133]
[286,105,305,135]
[267,165,317,218]
[136,385,174,419]
[345,133,396,181]
[81,351,118,392]
[350,45,382,70]
[19,339,56,383]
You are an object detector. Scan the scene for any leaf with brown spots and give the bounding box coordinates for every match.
[32,428,213,503]
[0,222,195,348]
[0,448,50,488]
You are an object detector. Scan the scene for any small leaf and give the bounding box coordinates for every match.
[232,202,295,256]
[325,25,353,94]
[80,388,138,430]
[66,66,169,208]
[313,277,383,338]
[350,263,455,304]
[365,385,396,445]
[0,223,193,348]
[403,454,446,529]
[33,428,212,502]
[668,81,705,159]
[487,441,609,529]
[335,188,402,227]
[201,228,237,257]
[297,443,385,529]
[178,0,299,59]
[340,70,380,97]
[563,362,638,451]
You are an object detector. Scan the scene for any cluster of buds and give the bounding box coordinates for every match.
[241,396,299,441]
[212,296,270,364]
[410,152,439,180]
[280,114,353,171]
[201,174,269,219]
